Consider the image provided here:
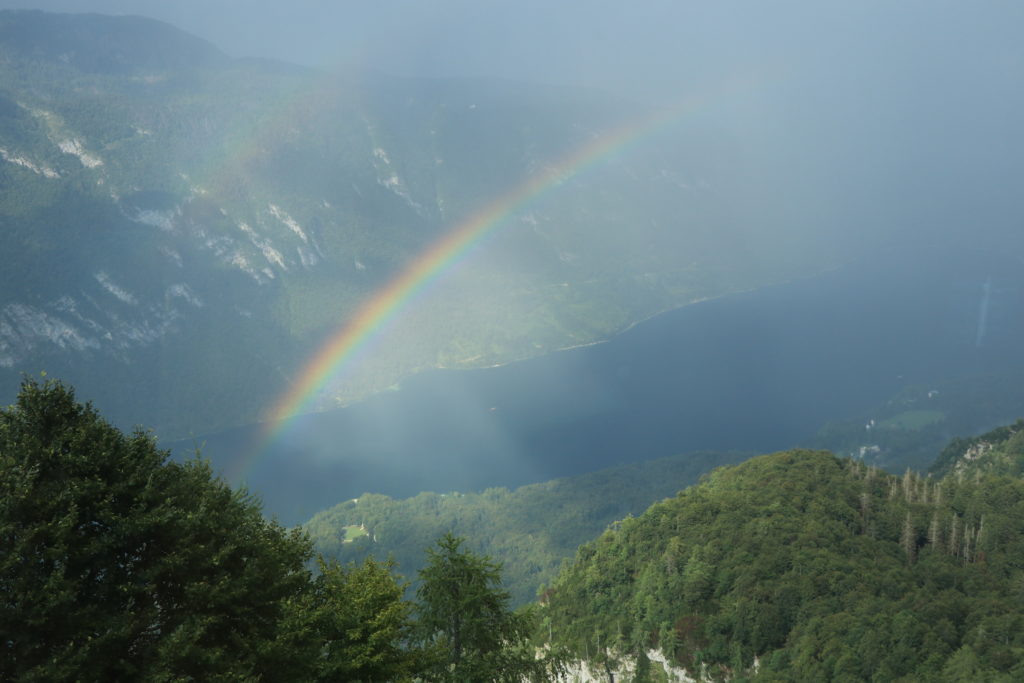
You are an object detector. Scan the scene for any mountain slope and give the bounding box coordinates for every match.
[0,10,227,73]
[541,449,1024,681]
[0,11,839,438]
[930,419,1024,479]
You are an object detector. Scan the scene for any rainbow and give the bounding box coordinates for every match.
[235,76,760,480]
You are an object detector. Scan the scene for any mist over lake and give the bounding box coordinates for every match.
[176,245,1024,524]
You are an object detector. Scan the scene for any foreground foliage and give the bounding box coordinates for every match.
[10,377,1024,681]
[542,449,1024,681]
[0,379,555,681]
[0,379,314,680]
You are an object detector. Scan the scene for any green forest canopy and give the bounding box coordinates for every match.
[305,449,751,606]
[540,449,1024,681]
[5,377,1024,681]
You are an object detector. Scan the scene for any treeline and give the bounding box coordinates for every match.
[305,449,751,605]
[0,379,560,681]
[539,449,1024,681]
[10,376,1024,681]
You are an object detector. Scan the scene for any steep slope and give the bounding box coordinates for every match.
[0,11,840,438]
[541,449,1024,681]
[930,419,1024,478]
[304,450,752,606]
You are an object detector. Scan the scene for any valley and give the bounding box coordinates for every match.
[0,11,842,442]
[3,7,1024,681]
[178,244,1024,525]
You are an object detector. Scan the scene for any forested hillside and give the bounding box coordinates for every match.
[305,450,751,605]
[540,448,1024,681]
[930,419,1024,478]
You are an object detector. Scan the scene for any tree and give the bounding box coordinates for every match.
[414,532,557,682]
[294,556,419,682]
[0,378,313,680]
[901,511,917,565]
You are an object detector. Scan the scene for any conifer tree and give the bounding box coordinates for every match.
[900,512,916,565]
[928,512,942,549]
[414,532,559,682]
[859,491,871,535]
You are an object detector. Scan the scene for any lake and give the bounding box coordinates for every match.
[174,246,1024,524]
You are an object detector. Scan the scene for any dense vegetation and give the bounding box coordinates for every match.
[305,450,751,605]
[540,449,1024,681]
[304,372,1024,610]
[8,377,1024,681]
[0,379,558,681]
[930,418,1024,478]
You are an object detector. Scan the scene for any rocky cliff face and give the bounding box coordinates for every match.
[930,419,1024,478]
[557,650,700,683]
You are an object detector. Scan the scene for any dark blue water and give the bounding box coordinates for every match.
[175,247,1024,524]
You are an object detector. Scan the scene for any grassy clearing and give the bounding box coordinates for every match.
[342,525,369,543]
[879,410,945,431]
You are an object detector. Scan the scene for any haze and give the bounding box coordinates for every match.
[5,0,1023,254]
[6,6,1024,675]
[2,2,1024,519]
[0,3,1019,96]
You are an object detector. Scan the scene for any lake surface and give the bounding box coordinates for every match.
[174,246,1024,525]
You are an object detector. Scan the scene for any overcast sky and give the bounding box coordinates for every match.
[1,1,1021,105]
[2,1,1023,253]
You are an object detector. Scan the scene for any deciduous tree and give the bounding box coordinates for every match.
[0,379,312,680]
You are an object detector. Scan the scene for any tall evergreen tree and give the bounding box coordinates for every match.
[414,532,558,682]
